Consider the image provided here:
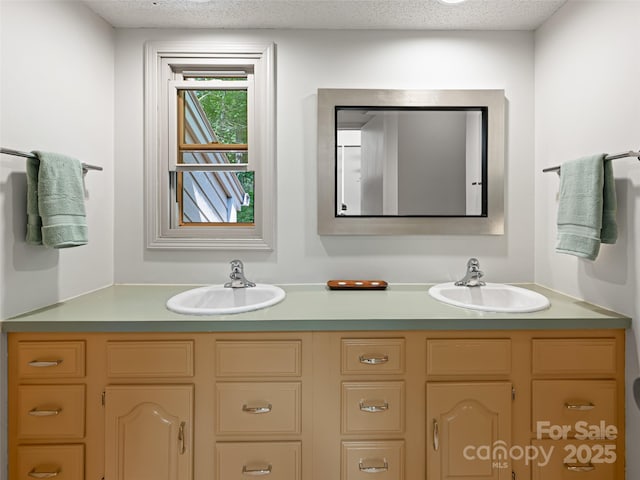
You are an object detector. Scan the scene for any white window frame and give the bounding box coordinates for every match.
[144,42,276,250]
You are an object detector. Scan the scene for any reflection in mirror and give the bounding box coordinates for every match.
[336,108,486,217]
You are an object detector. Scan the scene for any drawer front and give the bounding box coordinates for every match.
[17,444,84,480]
[216,340,301,377]
[342,441,405,480]
[107,340,194,377]
[342,382,404,434]
[427,339,511,377]
[216,442,301,480]
[532,339,617,377]
[17,385,85,439]
[17,341,85,379]
[216,382,301,435]
[531,440,617,480]
[532,380,617,437]
[341,338,405,375]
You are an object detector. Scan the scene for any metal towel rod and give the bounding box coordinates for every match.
[1,147,103,172]
[543,150,640,174]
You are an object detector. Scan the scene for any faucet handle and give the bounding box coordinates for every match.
[467,258,480,269]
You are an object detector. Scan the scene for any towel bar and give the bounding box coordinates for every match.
[543,150,640,174]
[1,147,103,173]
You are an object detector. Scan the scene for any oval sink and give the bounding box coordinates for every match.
[166,284,286,315]
[429,282,550,313]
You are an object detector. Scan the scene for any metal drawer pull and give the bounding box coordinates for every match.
[359,460,389,473]
[242,464,272,476]
[433,418,439,451]
[564,402,595,411]
[28,360,63,368]
[28,408,62,417]
[359,354,389,365]
[242,403,272,414]
[565,463,596,472]
[359,401,389,413]
[178,421,186,455]
[28,470,60,479]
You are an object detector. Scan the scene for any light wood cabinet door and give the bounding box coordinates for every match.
[104,385,194,480]
[426,382,512,480]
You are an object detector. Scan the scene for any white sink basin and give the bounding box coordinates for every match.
[166,284,286,315]
[429,282,550,313]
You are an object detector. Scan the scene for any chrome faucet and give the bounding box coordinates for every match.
[224,259,256,288]
[455,258,486,287]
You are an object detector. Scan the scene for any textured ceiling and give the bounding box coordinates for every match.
[82,0,568,30]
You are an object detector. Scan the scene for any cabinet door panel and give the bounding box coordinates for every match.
[104,385,193,480]
[427,382,512,480]
[532,380,617,437]
[216,442,301,480]
[216,382,301,435]
[18,385,85,439]
[17,444,84,480]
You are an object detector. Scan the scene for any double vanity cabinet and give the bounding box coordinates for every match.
[3,284,629,480]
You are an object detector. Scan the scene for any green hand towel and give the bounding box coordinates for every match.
[556,154,617,260]
[25,157,42,245]
[600,159,618,244]
[32,151,88,248]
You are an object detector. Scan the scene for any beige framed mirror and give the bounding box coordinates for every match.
[317,88,505,235]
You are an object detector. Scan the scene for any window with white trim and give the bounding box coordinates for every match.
[144,42,276,250]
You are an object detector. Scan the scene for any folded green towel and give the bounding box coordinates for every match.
[25,157,42,245]
[30,151,88,248]
[556,154,617,260]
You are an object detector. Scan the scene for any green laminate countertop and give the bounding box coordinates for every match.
[1,284,631,333]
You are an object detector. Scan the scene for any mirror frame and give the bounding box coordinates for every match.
[317,88,505,235]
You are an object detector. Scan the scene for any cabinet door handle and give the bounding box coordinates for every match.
[564,463,596,472]
[28,408,62,417]
[242,403,273,414]
[433,418,439,451]
[564,402,595,411]
[28,470,60,479]
[358,460,389,473]
[359,354,389,365]
[28,360,63,368]
[242,464,272,476]
[359,401,389,413]
[178,421,186,455]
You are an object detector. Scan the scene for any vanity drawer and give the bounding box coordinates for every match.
[342,440,405,480]
[17,341,85,379]
[531,440,617,480]
[532,339,617,377]
[342,381,404,434]
[532,380,617,437]
[106,340,194,377]
[215,340,301,377]
[427,339,511,377]
[17,385,85,439]
[215,382,301,435]
[216,442,301,480]
[341,338,405,375]
[17,444,84,480]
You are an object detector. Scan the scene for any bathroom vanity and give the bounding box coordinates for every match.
[2,284,630,480]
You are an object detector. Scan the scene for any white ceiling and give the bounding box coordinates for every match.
[82,0,568,30]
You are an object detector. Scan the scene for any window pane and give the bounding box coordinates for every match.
[180,171,254,225]
[179,151,249,165]
[182,89,247,146]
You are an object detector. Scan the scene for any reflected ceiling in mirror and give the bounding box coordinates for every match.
[318,89,505,235]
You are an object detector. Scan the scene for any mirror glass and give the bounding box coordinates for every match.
[317,89,504,235]
[336,107,486,217]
